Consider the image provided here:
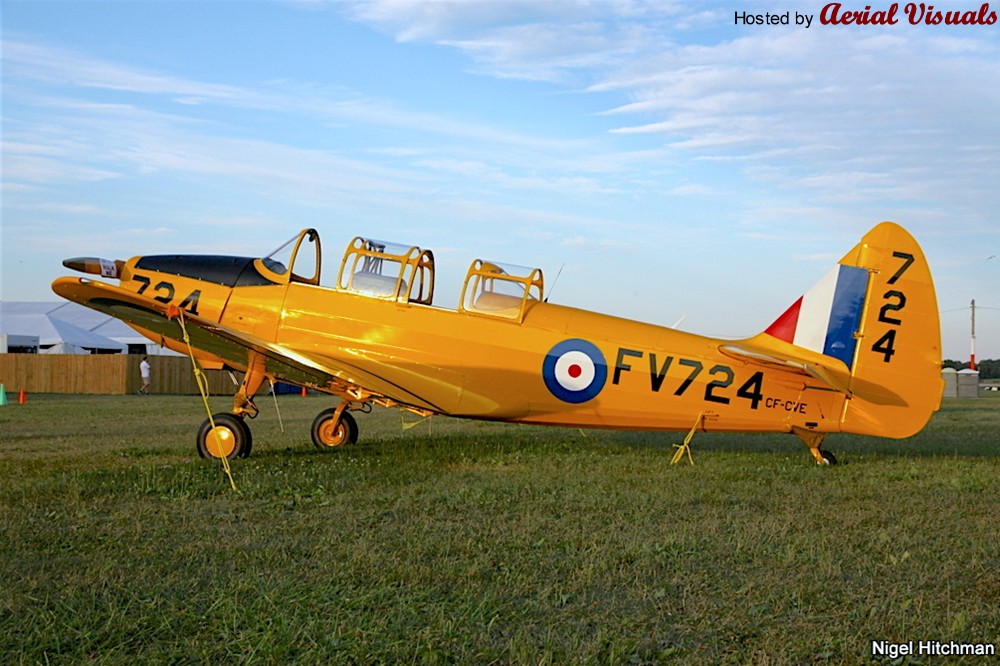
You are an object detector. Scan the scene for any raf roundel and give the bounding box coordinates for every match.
[542,339,608,404]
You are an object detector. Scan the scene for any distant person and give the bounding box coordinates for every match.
[139,356,151,396]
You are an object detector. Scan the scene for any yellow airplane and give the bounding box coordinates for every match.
[52,221,942,465]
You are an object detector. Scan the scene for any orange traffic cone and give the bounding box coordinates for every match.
[18,389,27,405]
[300,386,308,397]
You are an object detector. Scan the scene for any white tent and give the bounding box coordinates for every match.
[1,301,179,355]
[0,313,125,354]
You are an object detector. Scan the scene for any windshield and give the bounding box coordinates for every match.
[261,229,321,285]
[262,235,296,275]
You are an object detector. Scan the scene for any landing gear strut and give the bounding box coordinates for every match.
[192,353,363,457]
[311,404,359,449]
[194,357,267,460]
[793,427,838,466]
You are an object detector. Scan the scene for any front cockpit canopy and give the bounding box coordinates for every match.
[337,237,435,305]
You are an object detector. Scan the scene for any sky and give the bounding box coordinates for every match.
[2,0,998,360]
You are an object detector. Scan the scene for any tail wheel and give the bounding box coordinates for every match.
[196,413,253,460]
[311,408,358,449]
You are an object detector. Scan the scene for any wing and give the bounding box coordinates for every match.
[51,277,445,411]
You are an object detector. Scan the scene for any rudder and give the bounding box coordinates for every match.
[837,221,943,437]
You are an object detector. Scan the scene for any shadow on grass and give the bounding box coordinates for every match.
[246,418,1000,468]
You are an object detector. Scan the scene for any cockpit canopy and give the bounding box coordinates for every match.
[253,228,544,320]
[459,260,544,322]
[337,237,435,305]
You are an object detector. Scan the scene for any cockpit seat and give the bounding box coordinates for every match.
[351,271,407,298]
[473,291,525,312]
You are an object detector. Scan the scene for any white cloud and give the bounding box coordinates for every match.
[3,153,121,183]
[2,38,253,102]
[668,183,712,196]
[335,3,999,226]
[341,0,691,84]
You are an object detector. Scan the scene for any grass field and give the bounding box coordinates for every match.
[1,393,998,664]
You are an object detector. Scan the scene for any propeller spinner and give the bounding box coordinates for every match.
[63,257,123,279]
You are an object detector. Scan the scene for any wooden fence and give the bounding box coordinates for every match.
[0,354,234,395]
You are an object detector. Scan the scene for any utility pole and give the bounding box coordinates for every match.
[970,298,977,370]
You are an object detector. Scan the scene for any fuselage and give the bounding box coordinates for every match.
[121,254,846,435]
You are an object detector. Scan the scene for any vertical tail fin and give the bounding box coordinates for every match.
[760,221,943,438]
[837,221,943,437]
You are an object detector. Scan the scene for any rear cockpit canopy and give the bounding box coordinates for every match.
[460,260,544,322]
[337,237,435,305]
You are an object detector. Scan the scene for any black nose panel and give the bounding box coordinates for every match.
[134,255,277,287]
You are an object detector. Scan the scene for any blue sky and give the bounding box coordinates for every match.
[2,0,998,360]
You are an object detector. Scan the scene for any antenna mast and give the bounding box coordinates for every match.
[970,298,977,370]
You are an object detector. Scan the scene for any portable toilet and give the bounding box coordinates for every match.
[957,368,980,398]
[941,367,958,398]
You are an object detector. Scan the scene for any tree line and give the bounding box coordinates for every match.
[943,358,999,379]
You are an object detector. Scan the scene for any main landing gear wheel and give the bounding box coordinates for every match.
[311,409,358,449]
[794,428,836,466]
[196,413,253,460]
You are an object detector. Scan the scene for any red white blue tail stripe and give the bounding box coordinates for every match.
[764,264,869,368]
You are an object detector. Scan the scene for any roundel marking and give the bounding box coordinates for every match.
[542,338,608,404]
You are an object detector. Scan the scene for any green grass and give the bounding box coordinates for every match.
[1,394,998,664]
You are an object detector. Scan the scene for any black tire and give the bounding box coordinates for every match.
[819,450,838,466]
[311,408,358,449]
[196,413,252,460]
[234,416,253,459]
